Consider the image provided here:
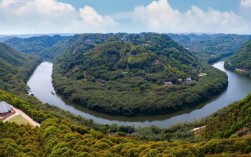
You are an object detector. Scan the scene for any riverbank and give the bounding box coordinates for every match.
[26,61,251,127]
[224,61,251,79]
[52,62,228,117]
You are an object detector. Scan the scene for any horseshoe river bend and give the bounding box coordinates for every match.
[27,61,251,128]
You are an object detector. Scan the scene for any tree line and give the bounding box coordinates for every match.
[1,89,251,156]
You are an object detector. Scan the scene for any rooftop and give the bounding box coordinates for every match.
[0,101,12,114]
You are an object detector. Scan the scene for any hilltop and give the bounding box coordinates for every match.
[53,33,227,116]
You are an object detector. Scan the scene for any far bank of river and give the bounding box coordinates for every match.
[27,61,251,128]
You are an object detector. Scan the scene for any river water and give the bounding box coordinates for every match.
[27,61,251,128]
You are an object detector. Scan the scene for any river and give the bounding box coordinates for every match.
[27,61,251,128]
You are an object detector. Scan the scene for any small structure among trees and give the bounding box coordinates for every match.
[164,81,173,86]
[0,101,13,117]
[184,78,192,84]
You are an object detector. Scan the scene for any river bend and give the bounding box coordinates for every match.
[27,61,251,128]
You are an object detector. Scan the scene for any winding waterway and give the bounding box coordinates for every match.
[27,61,251,128]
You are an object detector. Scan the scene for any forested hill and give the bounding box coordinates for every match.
[204,93,251,139]
[225,40,251,78]
[56,33,197,81]
[56,33,197,75]
[0,33,250,156]
[0,43,40,94]
[169,34,250,63]
[4,35,69,58]
[53,33,228,116]
[1,88,251,156]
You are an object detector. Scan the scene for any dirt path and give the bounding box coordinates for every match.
[3,105,40,127]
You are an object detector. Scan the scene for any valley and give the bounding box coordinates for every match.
[0,33,251,156]
[1,0,251,156]
[27,59,251,128]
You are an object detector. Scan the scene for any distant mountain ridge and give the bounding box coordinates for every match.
[169,34,251,63]
[5,35,69,58]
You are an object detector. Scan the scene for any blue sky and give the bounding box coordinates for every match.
[0,0,250,34]
[59,0,240,14]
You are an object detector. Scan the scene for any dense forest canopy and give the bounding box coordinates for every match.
[225,40,251,78]
[169,34,251,63]
[0,43,40,94]
[5,35,69,58]
[52,33,228,116]
[6,33,250,64]
[204,93,251,139]
[1,89,251,157]
[0,32,250,156]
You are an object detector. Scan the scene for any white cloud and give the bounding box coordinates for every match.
[131,0,251,34]
[132,0,181,32]
[0,0,250,34]
[241,0,251,9]
[0,0,117,34]
[78,6,117,31]
[239,0,251,20]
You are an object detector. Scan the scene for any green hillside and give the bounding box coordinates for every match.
[0,43,40,94]
[169,34,250,63]
[62,41,195,82]
[1,89,251,157]
[53,33,227,116]
[0,34,250,156]
[204,93,251,139]
[5,35,69,58]
[225,40,251,78]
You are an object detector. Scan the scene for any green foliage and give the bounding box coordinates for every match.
[52,33,228,116]
[2,116,251,156]
[204,93,251,139]
[5,35,69,58]
[0,122,42,156]
[0,90,52,123]
[169,34,251,63]
[1,85,251,156]
[225,40,251,78]
[1,33,251,156]
[0,43,41,94]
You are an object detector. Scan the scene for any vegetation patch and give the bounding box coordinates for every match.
[7,114,32,126]
[0,43,41,94]
[5,35,69,58]
[169,34,250,63]
[53,33,228,116]
[1,90,251,156]
[204,93,251,139]
[225,40,251,78]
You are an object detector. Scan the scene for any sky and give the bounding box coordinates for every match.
[0,0,251,34]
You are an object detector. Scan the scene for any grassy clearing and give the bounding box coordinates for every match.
[7,114,32,126]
